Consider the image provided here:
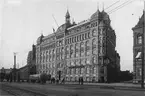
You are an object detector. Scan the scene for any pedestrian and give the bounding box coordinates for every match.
[92,77,95,83]
[81,77,84,85]
[79,77,80,85]
[56,79,59,84]
[61,78,65,84]
[53,78,55,83]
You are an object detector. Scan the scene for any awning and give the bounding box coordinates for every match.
[135,52,142,59]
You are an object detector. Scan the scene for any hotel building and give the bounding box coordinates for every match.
[36,9,120,83]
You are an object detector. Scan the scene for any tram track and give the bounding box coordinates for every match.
[1,83,48,96]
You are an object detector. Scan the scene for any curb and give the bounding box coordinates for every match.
[54,83,145,91]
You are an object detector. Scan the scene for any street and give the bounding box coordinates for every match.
[0,82,145,96]
[0,86,14,96]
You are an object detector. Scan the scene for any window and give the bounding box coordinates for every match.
[67,69,70,74]
[49,55,52,62]
[85,33,87,39]
[56,41,59,46]
[74,36,77,42]
[88,32,90,38]
[70,38,72,44]
[93,56,97,64]
[75,43,79,57]
[46,51,48,62]
[71,69,74,75]
[92,48,96,55]
[43,52,45,63]
[65,39,67,45]
[92,29,97,36]
[67,39,69,45]
[86,40,90,56]
[135,51,142,61]
[61,47,64,59]
[70,45,73,58]
[67,61,70,67]
[82,34,84,40]
[137,35,142,44]
[93,67,97,74]
[137,68,142,76]
[86,58,90,65]
[70,61,75,66]
[80,42,84,56]
[66,46,69,59]
[76,59,80,65]
[72,37,74,43]
[86,67,90,74]
[81,68,84,74]
[76,68,78,74]
[77,36,79,41]
[79,35,81,41]
[92,38,97,46]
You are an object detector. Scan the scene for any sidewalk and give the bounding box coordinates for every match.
[58,82,145,91]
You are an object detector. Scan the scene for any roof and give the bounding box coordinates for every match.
[91,9,101,19]
[65,10,70,18]
[56,24,66,33]
[134,13,144,28]
[90,10,110,23]
[67,19,90,30]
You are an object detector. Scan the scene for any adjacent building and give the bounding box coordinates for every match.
[27,44,36,65]
[132,12,145,83]
[36,9,120,83]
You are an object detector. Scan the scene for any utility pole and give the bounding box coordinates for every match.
[13,52,17,82]
[13,52,17,69]
[141,0,145,88]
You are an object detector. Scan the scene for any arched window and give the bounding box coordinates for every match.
[92,29,97,36]
[86,40,89,47]
[92,38,96,46]
[137,35,142,44]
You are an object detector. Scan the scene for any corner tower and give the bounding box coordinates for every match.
[65,10,70,24]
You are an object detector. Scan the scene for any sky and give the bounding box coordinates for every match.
[0,0,144,71]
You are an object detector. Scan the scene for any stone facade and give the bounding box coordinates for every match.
[132,12,145,83]
[36,9,119,83]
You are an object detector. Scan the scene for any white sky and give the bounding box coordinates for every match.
[0,0,144,71]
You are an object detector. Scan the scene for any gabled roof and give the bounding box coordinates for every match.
[133,12,144,29]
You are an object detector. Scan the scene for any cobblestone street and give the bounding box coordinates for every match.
[1,82,145,96]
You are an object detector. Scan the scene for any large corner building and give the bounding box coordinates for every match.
[132,12,145,83]
[36,9,120,83]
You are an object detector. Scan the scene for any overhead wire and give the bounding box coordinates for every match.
[104,0,120,11]
[107,0,134,14]
[104,0,135,47]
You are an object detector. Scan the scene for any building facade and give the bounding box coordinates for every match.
[27,44,36,65]
[132,12,145,83]
[36,9,120,83]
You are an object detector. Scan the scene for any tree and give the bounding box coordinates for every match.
[40,73,47,84]
[47,74,51,81]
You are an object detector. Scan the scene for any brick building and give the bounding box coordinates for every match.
[132,12,145,83]
[36,9,120,83]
